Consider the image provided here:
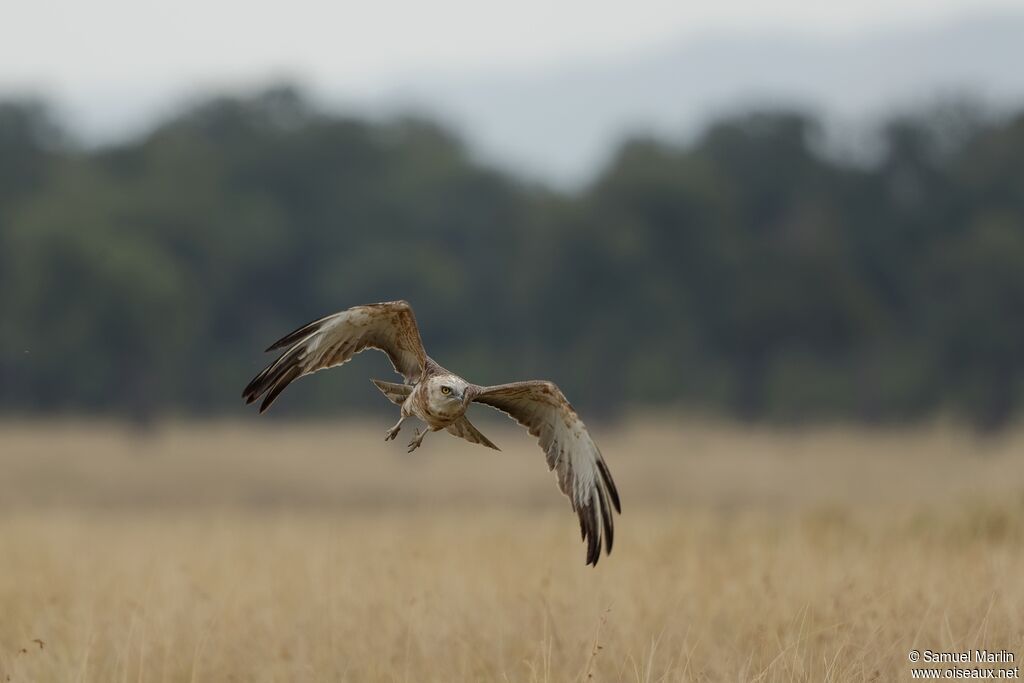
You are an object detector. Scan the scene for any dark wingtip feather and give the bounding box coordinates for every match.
[242,369,269,402]
[258,366,301,413]
[578,481,617,565]
[599,489,615,555]
[264,316,327,352]
[580,500,601,566]
[596,458,621,513]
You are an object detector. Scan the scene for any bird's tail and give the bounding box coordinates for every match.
[371,379,413,406]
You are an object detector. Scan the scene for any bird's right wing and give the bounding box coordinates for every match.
[243,301,427,412]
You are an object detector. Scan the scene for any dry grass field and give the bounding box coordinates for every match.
[1,418,1023,682]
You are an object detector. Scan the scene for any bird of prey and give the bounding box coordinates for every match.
[242,300,620,565]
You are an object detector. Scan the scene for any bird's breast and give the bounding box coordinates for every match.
[409,388,464,428]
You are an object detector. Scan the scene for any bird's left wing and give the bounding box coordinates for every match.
[243,300,426,413]
[470,381,621,566]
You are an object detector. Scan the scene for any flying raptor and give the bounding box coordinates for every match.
[242,300,620,565]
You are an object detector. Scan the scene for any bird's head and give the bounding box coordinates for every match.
[426,375,471,411]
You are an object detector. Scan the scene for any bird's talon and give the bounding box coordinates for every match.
[406,429,425,452]
[384,418,407,442]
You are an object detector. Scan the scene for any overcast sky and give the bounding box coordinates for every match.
[3,0,1022,184]
[3,0,1017,94]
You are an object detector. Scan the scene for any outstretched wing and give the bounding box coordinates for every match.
[470,381,621,566]
[243,301,426,413]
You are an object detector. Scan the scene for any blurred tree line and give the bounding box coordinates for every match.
[1,87,1022,429]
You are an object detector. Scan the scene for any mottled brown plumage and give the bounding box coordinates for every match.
[243,300,620,565]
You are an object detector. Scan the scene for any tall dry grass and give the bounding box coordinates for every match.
[1,419,1022,681]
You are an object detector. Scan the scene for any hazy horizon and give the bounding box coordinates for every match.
[5,6,1023,186]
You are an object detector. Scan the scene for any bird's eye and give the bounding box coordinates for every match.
[441,386,451,395]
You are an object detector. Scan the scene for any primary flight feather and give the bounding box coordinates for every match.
[242,300,621,566]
